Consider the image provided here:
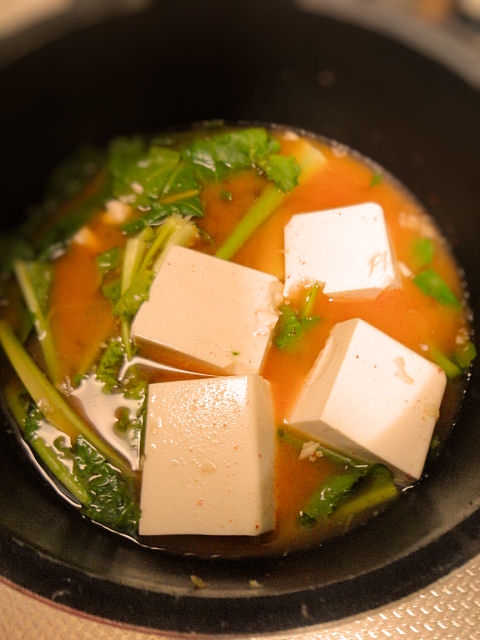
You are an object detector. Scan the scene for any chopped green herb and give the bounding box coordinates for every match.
[453,339,477,370]
[369,172,383,187]
[410,237,434,270]
[120,362,148,401]
[274,305,319,350]
[428,345,462,379]
[427,339,477,379]
[413,268,460,307]
[273,283,321,350]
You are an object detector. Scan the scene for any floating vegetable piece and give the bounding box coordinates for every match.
[274,283,321,350]
[214,137,326,261]
[0,320,133,476]
[298,467,373,523]
[410,237,435,270]
[413,268,460,307]
[13,260,59,383]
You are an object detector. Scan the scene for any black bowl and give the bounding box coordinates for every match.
[1,0,479,634]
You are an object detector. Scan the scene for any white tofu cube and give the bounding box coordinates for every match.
[139,375,276,536]
[287,318,447,481]
[131,245,282,375]
[284,202,398,299]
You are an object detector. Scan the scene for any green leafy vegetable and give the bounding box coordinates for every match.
[96,246,121,274]
[277,427,397,525]
[185,127,296,190]
[410,237,434,270]
[453,339,477,370]
[0,319,132,476]
[298,462,396,524]
[428,345,462,379]
[18,400,90,504]
[72,435,140,535]
[332,465,398,519]
[4,373,140,534]
[5,127,302,273]
[95,338,126,393]
[413,268,460,307]
[13,259,60,382]
[260,154,300,192]
[112,215,199,358]
[215,135,330,261]
[109,127,300,237]
[369,172,383,187]
[299,469,372,523]
[273,283,321,350]
[428,340,477,379]
[108,138,202,227]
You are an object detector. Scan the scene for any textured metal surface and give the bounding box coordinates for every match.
[1,555,480,638]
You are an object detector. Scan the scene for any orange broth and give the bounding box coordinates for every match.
[1,127,472,555]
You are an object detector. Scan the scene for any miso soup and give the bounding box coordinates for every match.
[0,123,475,557]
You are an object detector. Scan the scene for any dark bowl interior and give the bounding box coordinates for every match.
[1,0,480,634]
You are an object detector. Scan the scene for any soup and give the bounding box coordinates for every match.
[0,123,474,557]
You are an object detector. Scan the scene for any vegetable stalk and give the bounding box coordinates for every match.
[13,260,61,383]
[215,139,327,261]
[0,319,132,476]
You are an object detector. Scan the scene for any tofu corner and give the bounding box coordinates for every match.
[287,318,447,483]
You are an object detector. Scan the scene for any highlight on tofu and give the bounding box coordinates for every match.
[0,123,475,556]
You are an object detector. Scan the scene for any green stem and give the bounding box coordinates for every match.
[300,282,320,319]
[120,230,151,359]
[215,138,328,261]
[428,344,462,379]
[117,217,199,359]
[32,436,90,503]
[0,320,132,476]
[13,260,61,384]
[3,381,89,503]
[215,184,284,260]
